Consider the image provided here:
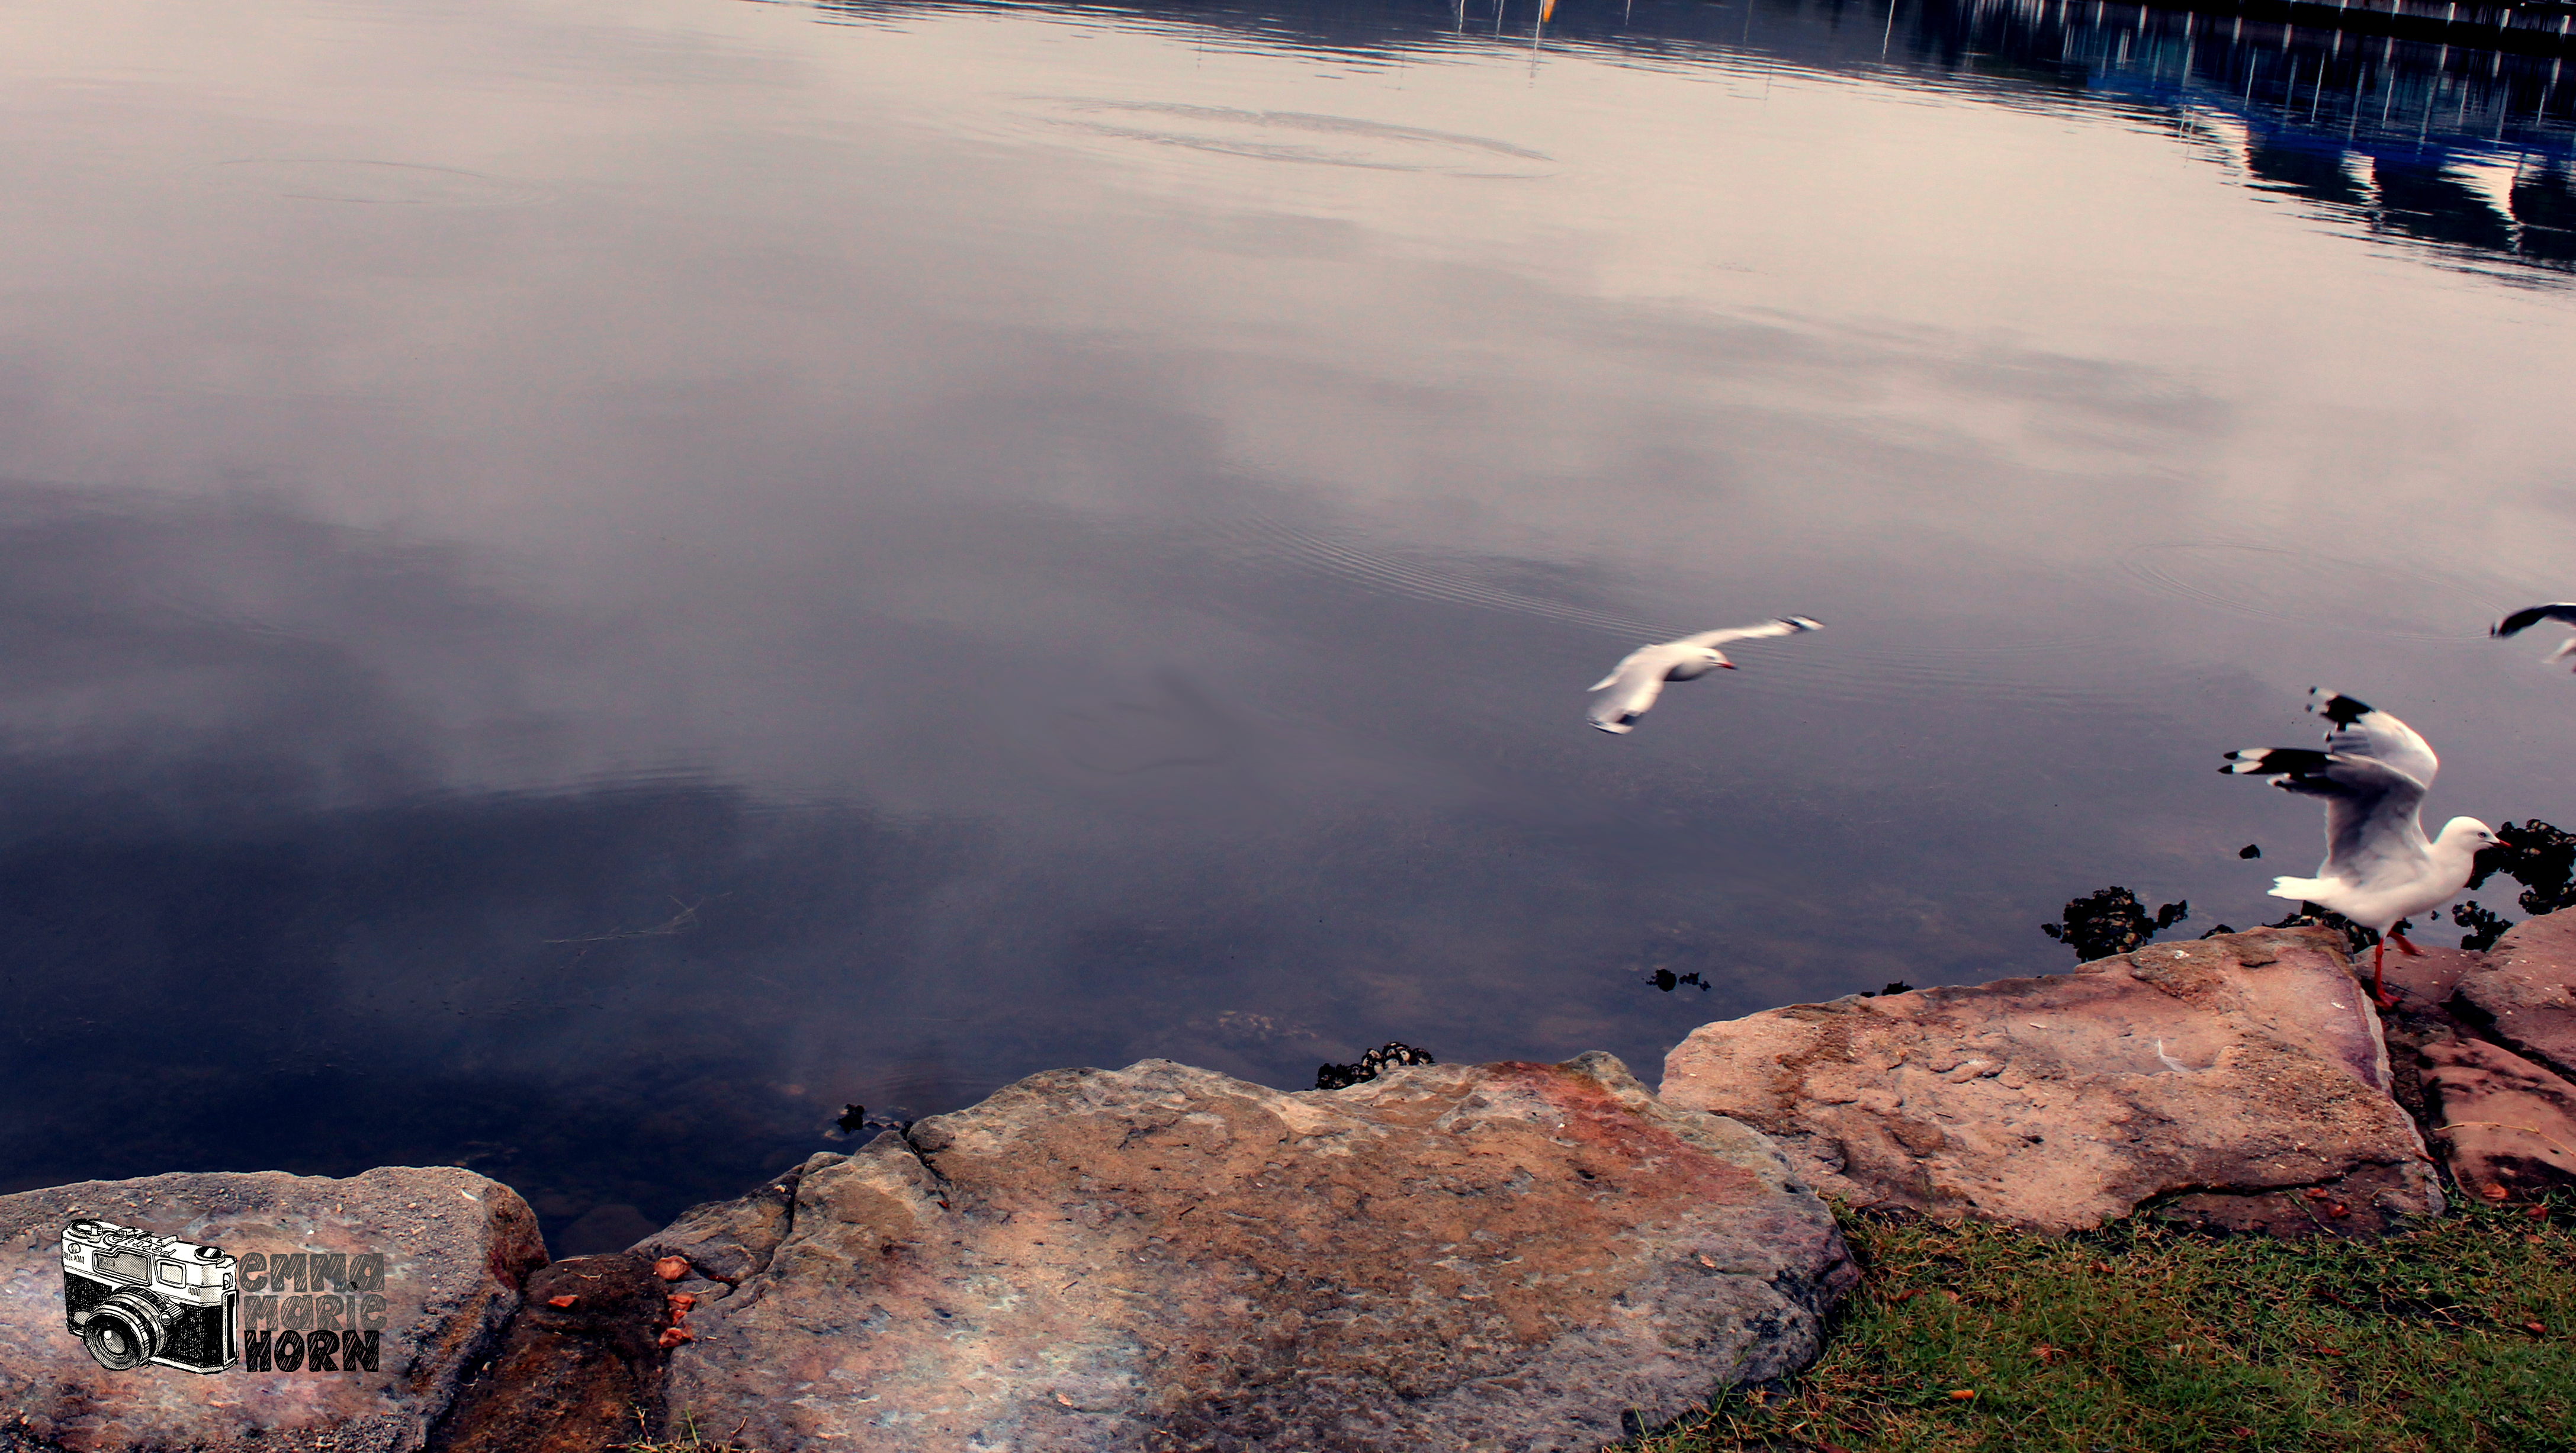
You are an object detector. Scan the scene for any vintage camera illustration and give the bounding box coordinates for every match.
[60,1219,239,1373]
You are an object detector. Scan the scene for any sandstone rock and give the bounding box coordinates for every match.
[0,1166,545,1453]
[2370,944,2491,1129]
[630,1158,814,1294]
[659,1053,1853,1453]
[2375,944,2487,1011]
[2420,1036,2576,1201]
[423,1252,671,1453]
[1659,927,2441,1234]
[2457,910,2576,1082]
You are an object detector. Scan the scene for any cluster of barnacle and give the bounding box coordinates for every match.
[1314,1041,1437,1091]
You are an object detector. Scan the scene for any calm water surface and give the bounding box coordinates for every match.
[5,0,2574,1249]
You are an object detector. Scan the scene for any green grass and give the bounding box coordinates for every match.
[1624,1197,2576,1453]
[607,1406,758,1453]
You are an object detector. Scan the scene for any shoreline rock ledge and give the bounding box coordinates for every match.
[1660,925,2443,1235]
[0,1165,546,1453]
[0,1056,1852,1453]
[645,1053,1855,1453]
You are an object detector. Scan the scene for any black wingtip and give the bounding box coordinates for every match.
[2493,605,2576,639]
[2224,747,2330,782]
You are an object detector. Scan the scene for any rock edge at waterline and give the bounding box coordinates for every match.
[650,1052,1855,1453]
[1659,926,2445,1235]
[0,1056,1855,1453]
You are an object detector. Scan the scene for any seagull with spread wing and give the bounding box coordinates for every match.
[2492,604,2576,669]
[2222,689,2497,1007]
[1585,616,1822,734]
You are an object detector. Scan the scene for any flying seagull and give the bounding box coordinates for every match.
[2492,604,2576,669]
[2221,689,2496,1008]
[1585,616,1822,734]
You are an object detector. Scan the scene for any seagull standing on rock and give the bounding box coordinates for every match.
[2221,690,2497,1008]
[2492,603,2576,669]
[1585,617,1823,734]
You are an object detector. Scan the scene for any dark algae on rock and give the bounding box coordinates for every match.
[1312,1039,1437,1089]
[2454,818,2576,950]
[2039,886,2188,962]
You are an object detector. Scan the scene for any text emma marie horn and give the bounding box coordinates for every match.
[236,1251,389,1373]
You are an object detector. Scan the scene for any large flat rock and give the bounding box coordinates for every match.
[0,1166,545,1453]
[1659,927,2442,1234]
[2420,1035,2576,1201]
[656,1053,1853,1453]
[2458,910,2576,1082]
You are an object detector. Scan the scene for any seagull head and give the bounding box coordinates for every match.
[1663,648,1735,682]
[2436,817,2501,854]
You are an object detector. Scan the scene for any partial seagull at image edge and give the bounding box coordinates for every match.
[2492,603,2576,669]
[1585,616,1822,734]
[2221,689,2497,1008]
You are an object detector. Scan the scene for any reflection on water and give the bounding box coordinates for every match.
[3,0,2572,1246]
[853,0,2576,279]
[1041,99,1560,174]
[210,159,555,207]
[2008,0,2576,279]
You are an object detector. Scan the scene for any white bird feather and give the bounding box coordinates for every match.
[2221,689,2496,1004]
[1585,616,1822,734]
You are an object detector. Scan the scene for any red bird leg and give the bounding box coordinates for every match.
[2389,931,2424,957]
[2369,938,2397,1008]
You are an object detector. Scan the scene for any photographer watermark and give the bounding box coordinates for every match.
[59,1218,393,1375]
[60,1220,237,1374]
[236,1248,387,1372]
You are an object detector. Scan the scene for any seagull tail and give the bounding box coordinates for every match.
[1586,673,1622,692]
[2267,875,2331,902]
